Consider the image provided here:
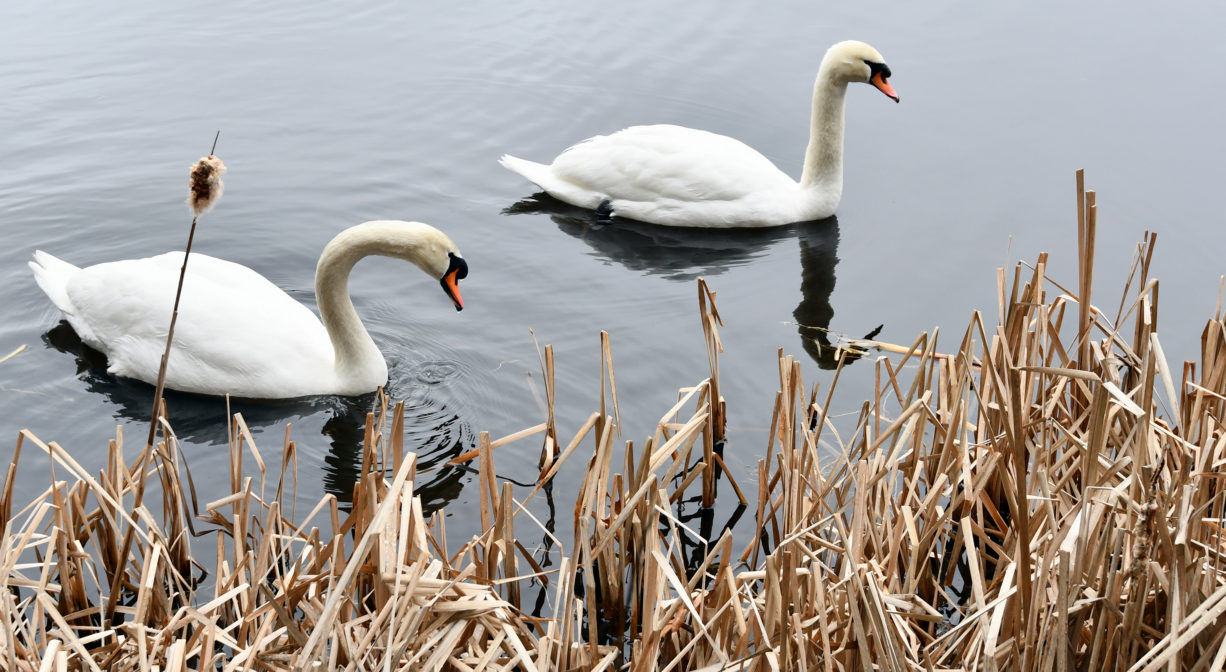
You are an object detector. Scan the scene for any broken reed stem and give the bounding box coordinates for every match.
[698,278,725,508]
[0,345,26,365]
[531,328,559,472]
[697,278,725,444]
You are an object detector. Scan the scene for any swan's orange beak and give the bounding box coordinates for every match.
[871,72,899,102]
[440,253,467,311]
[442,270,464,311]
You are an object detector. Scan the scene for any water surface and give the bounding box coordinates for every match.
[2,1,1224,546]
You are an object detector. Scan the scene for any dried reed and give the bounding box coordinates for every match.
[0,345,26,364]
[4,172,1225,670]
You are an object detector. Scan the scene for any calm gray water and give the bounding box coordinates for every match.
[3,1,1225,544]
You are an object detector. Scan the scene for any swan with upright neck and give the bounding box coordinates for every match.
[29,220,468,399]
[500,40,898,228]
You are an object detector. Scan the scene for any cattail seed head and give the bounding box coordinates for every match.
[187,155,226,216]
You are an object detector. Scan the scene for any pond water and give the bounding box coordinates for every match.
[2,1,1224,549]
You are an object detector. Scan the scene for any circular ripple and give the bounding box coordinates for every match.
[415,360,461,385]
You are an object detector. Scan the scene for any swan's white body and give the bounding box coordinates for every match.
[29,220,467,399]
[500,40,898,228]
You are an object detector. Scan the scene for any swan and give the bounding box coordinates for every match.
[29,220,468,399]
[500,40,898,228]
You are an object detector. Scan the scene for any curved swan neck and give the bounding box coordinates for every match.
[314,222,454,383]
[314,222,437,383]
[315,238,383,379]
[799,71,849,190]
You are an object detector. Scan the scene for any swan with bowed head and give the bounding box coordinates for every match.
[29,220,468,399]
[500,40,899,228]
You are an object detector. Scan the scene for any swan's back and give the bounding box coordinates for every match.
[557,125,793,197]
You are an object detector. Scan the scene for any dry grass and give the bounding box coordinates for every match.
[4,171,1226,670]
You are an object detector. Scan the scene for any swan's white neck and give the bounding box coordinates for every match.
[314,222,443,389]
[798,70,849,194]
[315,238,385,388]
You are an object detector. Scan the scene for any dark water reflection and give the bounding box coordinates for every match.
[506,193,875,369]
[505,194,796,280]
[793,223,881,369]
[40,322,473,513]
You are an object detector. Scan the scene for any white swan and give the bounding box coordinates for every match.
[500,40,898,228]
[29,220,468,399]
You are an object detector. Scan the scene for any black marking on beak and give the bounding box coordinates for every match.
[866,60,892,79]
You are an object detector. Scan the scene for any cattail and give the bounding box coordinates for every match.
[121,141,225,628]
[143,149,225,449]
[187,154,225,216]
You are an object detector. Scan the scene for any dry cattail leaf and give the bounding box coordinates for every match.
[187,154,225,216]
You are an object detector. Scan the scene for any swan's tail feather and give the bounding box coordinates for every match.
[499,154,555,190]
[29,250,80,315]
[499,154,605,210]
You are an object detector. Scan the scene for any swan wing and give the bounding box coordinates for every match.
[565,124,794,197]
[65,252,334,394]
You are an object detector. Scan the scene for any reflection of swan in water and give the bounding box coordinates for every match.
[505,193,879,368]
[321,359,475,513]
[792,222,880,369]
[41,322,473,514]
[504,193,796,280]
